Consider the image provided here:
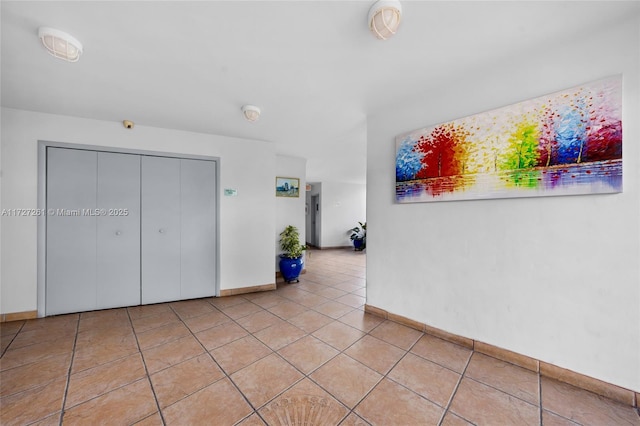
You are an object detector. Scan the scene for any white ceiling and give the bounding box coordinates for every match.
[2,1,637,184]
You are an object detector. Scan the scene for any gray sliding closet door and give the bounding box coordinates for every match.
[46,148,217,314]
[46,148,98,315]
[46,148,142,315]
[180,159,216,299]
[141,156,181,304]
[141,157,217,302]
[96,152,141,309]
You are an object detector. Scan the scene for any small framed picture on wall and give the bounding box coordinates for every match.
[276,177,300,198]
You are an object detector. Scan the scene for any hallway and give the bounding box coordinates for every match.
[1,248,638,425]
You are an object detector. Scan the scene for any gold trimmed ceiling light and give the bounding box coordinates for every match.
[38,27,83,62]
[368,0,402,40]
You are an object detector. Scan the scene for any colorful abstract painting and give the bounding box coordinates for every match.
[395,76,622,203]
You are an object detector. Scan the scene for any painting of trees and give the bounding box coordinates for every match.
[500,120,540,171]
[538,104,558,167]
[583,88,622,162]
[414,123,469,179]
[584,120,622,162]
[395,76,622,203]
[395,138,423,181]
[553,102,588,165]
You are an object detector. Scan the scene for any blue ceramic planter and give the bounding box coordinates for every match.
[353,238,365,251]
[279,255,304,283]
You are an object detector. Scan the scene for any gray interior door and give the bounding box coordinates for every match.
[180,159,216,299]
[311,195,319,246]
[141,156,181,304]
[46,148,98,315]
[46,147,218,314]
[96,152,141,309]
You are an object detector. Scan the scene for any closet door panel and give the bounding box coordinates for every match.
[141,156,181,304]
[46,148,97,315]
[96,152,141,309]
[180,159,216,299]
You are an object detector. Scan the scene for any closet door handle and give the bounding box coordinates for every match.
[115,231,122,236]
[159,228,165,234]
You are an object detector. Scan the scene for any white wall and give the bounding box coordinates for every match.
[318,181,366,248]
[276,155,306,268]
[366,16,639,392]
[1,108,276,315]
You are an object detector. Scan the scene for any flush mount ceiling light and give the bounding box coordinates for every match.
[38,27,83,62]
[242,105,261,122]
[368,0,402,40]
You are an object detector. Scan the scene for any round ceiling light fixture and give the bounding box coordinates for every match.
[368,0,402,40]
[38,27,83,62]
[242,105,261,122]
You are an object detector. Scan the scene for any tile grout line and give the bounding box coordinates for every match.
[252,290,365,422]
[374,329,472,425]
[311,315,412,424]
[227,312,287,425]
[169,299,272,425]
[127,308,168,426]
[460,374,543,415]
[539,365,543,426]
[300,312,379,425]
[341,312,465,424]
[320,269,373,424]
[537,380,585,425]
[382,341,459,418]
[243,295,366,422]
[0,321,26,358]
[234,278,370,424]
[58,314,81,426]
[437,348,473,426]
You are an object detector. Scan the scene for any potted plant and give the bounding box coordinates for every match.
[279,225,306,283]
[349,221,366,251]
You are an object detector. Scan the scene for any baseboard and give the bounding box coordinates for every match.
[219,283,276,297]
[364,304,638,408]
[1,310,38,323]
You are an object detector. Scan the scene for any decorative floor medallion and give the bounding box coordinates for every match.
[261,394,347,425]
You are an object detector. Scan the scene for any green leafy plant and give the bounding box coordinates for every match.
[279,225,307,259]
[349,221,366,241]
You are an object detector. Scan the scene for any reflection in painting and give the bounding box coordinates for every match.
[395,76,622,203]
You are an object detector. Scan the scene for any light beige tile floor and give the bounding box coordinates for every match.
[1,248,639,425]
